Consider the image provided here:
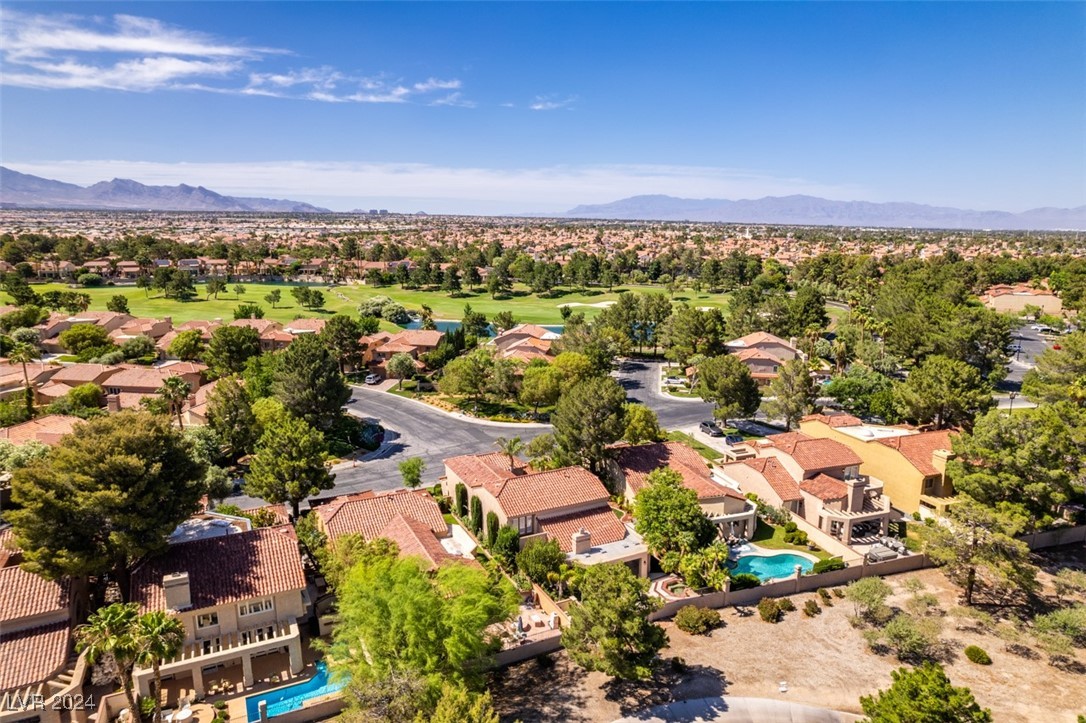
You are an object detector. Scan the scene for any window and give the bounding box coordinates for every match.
[844,465,860,480]
[196,612,219,629]
[923,477,934,491]
[516,516,532,535]
[239,598,274,617]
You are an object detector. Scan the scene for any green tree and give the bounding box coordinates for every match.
[860,662,992,722]
[552,376,627,476]
[207,375,258,459]
[320,315,364,373]
[921,498,1036,606]
[519,364,562,413]
[233,302,264,320]
[493,436,524,473]
[633,468,717,557]
[562,563,667,679]
[622,402,663,444]
[895,356,993,430]
[233,284,246,298]
[167,329,205,361]
[1022,331,1086,403]
[157,375,192,429]
[265,289,282,309]
[441,266,462,296]
[825,364,897,420]
[106,294,130,314]
[59,323,112,355]
[206,277,227,299]
[246,413,333,519]
[661,304,726,365]
[273,334,351,431]
[205,325,262,376]
[133,611,186,723]
[551,351,596,388]
[388,352,418,390]
[845,577,893,624]
[439,348,494,402]
[696,354,761,425]
[515,538,565,586]
[7,341,41,416]
[120,334,156,360]
[76,603,141,717]
[5,412,204,601]
[461,304,489,338]
[427,683,500,723]
[763,358,816,429]
[398,457,425,489]
[492,310,517,333]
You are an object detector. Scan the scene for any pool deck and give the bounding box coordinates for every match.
[734,543,820,564]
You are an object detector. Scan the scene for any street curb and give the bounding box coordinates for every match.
[350,384,551,429]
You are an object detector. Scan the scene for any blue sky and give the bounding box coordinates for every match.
[1,2,1083,214]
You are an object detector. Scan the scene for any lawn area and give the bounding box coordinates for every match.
[750,519,833,561]
[667,431,722,461]
[10,281,734,327]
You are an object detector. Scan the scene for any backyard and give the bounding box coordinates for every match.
[751,519,834,561]
[490,564,1086,722]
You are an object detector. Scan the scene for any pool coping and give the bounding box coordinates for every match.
[737,543,820,565]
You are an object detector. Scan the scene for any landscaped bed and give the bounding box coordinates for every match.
[750,520,832,561]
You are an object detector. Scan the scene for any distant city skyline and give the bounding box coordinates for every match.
[1,2,1083,214]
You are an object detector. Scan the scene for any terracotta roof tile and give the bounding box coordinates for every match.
[0,415,81,446]
[802,413,864,428]
[315,489,447,542]
[800,473,849,501]
[537,507,628,552]
[48,363,124,386]
[376,515,457,569]
[761,432,862,471]
[445,452,526,488]
[0,564,70,623]
[877,430,956,477]
[613,441,744,500]
[738,457,803,502]
[0,621,71,690]
[130,526,304,613]
[485,466,609,518]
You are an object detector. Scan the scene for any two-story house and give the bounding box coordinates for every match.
[129,523,307,699]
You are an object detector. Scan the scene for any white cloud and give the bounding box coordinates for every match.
[0,10,471,105]
[430,92,476,108]
[3,159,869,213]
[529,95,576,111]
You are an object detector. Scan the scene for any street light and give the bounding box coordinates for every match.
[1008,391,1018,412]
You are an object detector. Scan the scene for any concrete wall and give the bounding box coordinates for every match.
[1020,525,1086,550]
[494,633,564,667]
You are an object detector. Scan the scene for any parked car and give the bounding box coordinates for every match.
[364,373,382,385]
[700,420,723,437]
[724,434,744,447]
[665,376,686,386]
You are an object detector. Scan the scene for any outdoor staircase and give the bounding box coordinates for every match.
[46,651,82,694]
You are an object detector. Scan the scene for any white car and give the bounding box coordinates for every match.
[664,376,686,386]
[364,373,382,385]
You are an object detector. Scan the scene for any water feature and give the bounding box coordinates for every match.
[244,662,345,722]
[729,551,815,582]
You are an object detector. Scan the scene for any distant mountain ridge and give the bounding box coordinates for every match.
[0,166,330,213]
[563,194,1086,231]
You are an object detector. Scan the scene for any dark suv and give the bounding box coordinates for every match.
[699,420,723,437]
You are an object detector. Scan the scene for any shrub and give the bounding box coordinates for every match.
[845,577,893,625]
[454,483,468,518]
[492,526,520,567]
[486,511,500,546]
[515,538,565,585]
[964,645,992,665]
[881,614,943,661]
[818,588,833,606]
[469,496,483,534]
[812,557,846,574]
[758,597,781,623]
[674,605,722,635]
[213,700,228,711]
[784,521,798,533]
[832,587,846,599]
[784,529,808,545]
[804,599,822,617]
[730,573,761,590]
[778,598,796,612]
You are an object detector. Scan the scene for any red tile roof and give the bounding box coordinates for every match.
[739,457,803,502]
[877,430,956,477]
[0,415,81,446]
[0,565,70,624]
[48,363,124,386]
[0,621,71,690]
[537,507,628,552]
[613,441,744,500]
[484,466,609,518]
[388,330,444,347]
[761,432,862,471]
[130,526,305,612]
[800,474,849,501]
[801,413,864,428]
[314,489,447,542]
[376,515,456,569]
[445,452,526,488]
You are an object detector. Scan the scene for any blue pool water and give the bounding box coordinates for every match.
[244,662,346,721]
[731,552,814,581]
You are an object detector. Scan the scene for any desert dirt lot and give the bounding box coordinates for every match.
[491,555,1086,723]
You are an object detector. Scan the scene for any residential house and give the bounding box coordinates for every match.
[311,489,473,570]
[0,415,81,446]
[363,330,444,374]
[0,529,87,723]
[609,441,757,540]
[80,259,114,277]
[442,453,649,577]
[116,261,142,279]
[725,331,801,361]
[109,317,174,344]
[799,413,956,515]
[157,320,223,357]
[282,318,326,336]
[37,312,135,354]
[718,431,894,545]
[490,324,560,363]
[0,361,61,401]
[102,363,205,411]
[129,524,307,699]
[980,283,1062,315]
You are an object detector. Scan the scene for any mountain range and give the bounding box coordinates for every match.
[0,167,330,213]
[564,194,1086,230]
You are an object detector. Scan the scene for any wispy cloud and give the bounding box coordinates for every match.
[529,94,576,111]
[0,10,470,105]
[3,159,869,214]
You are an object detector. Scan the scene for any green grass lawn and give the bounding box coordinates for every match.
[8,281,733,327]
[667,431,722,461]
[750,519,832,561]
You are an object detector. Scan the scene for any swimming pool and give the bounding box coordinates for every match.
[244,662,346,722]
[730,551,814,581]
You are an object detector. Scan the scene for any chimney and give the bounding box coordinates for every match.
[572,528,591,554]
[163,571,192,610]
[845,478,865,513]
[106,394,121,413]
[931,448,954,474]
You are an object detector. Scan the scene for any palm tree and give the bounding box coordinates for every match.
[157,376,191,429]
[494,436,524,474]
[77,603,141,718]
[8,342,41,416]
[546,563,579,599]
[134,611,186,723]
